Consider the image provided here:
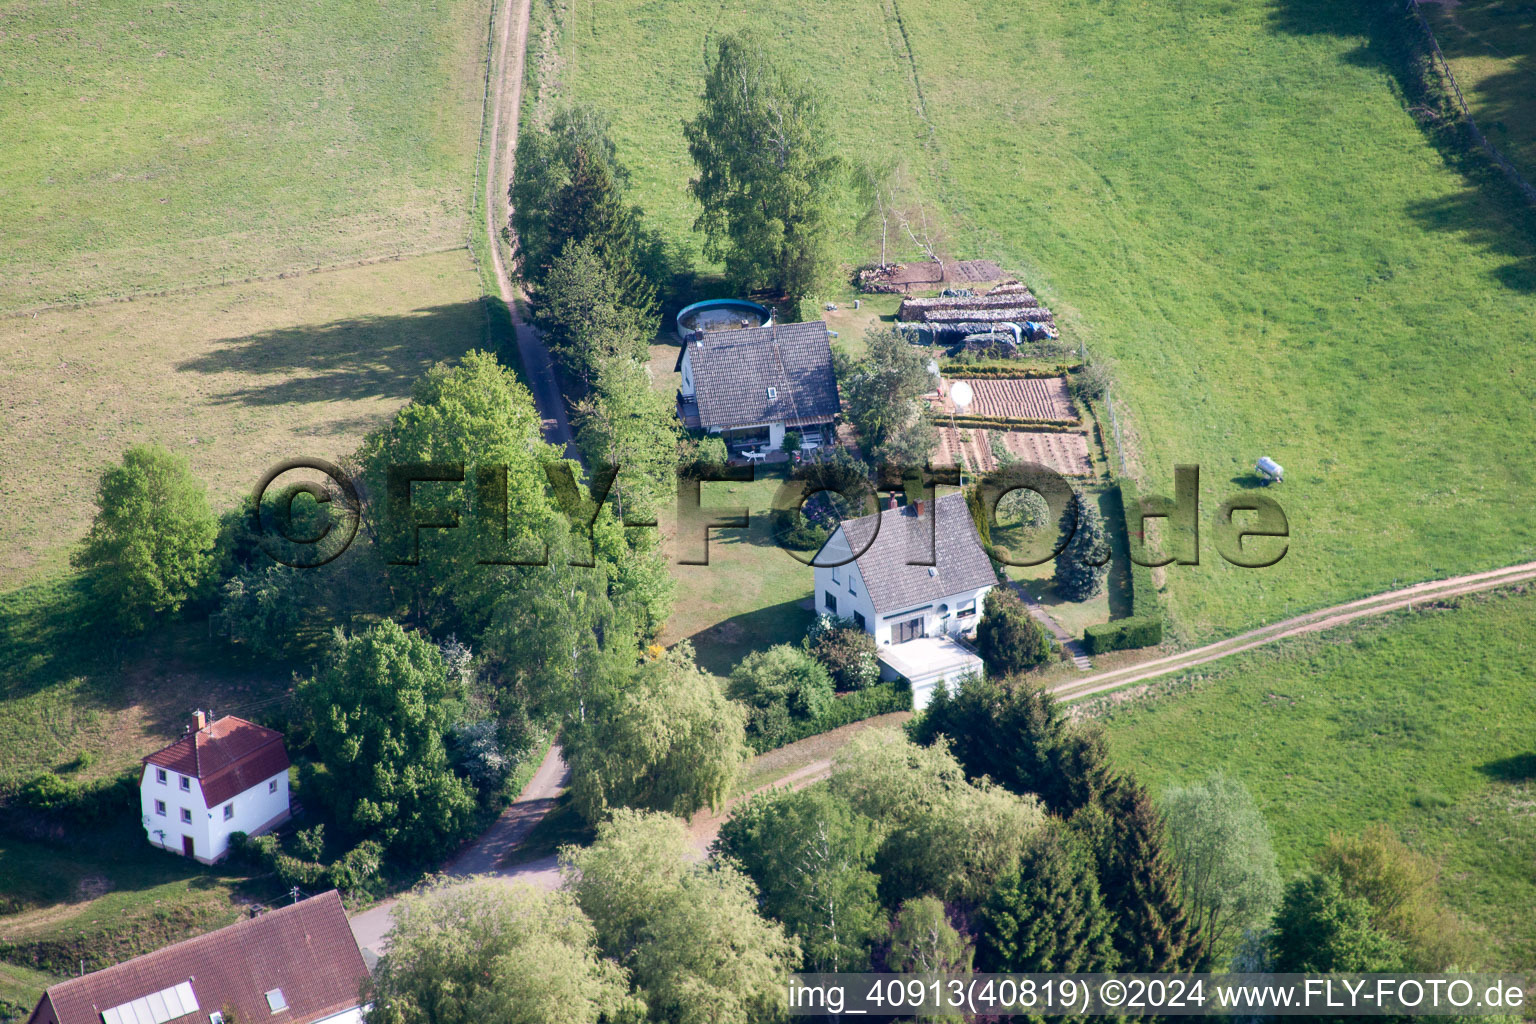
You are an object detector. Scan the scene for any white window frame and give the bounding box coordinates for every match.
[154,800,166,816]
[223,803,234,821]
[155,768,168,784]
[179,776,191,792]
[180,807,193,824]
[268,779,278,794]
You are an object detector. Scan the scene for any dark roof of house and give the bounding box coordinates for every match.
[683,321,840,430]
[828,493,997,615]
[142,717,290,807]
[27,892,368,1024]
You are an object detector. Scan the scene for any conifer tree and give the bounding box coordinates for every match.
[1053,489,1109,601]
[978,829,1118,973]
[1083,776,1208,971]
[974,587,1052,676]
[550,145,658,329]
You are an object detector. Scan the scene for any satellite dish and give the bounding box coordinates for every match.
[950,380,974,414]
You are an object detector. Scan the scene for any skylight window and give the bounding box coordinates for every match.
[101,981,198,1024]
[766,386,777,399]
[265,990,288,1014]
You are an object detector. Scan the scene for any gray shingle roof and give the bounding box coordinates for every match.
[685,321,840,431]
[833,492,997,615]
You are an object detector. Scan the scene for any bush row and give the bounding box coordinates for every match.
[11,770,139,826]
[938,362,1084,378]
[944,416,1082,432]
[744,680,913,754]
[1081,478,1164,655]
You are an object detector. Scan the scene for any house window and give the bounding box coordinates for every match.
[268,779,278,795]
[824,591,838,614]
[959,601,977,617]
[155,800,166,816]
[155,768,167,784]
[179,776,191,792]
[180,808,192,824]
[223,803,234,821]
[853,611,867,630]
[848,576,858,596]
[831,564,841,584]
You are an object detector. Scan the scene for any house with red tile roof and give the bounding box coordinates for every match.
[25,891,368,1024]
[140,713,291,864]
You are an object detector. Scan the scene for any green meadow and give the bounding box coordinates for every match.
[1097,586,1536,969]
[0,0,491,309]
[546,0,1536,641]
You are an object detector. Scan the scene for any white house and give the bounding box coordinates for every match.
[675,321,840,451]
[812,492,997,708]
[26,891,369,1024]
[140,713,291,865]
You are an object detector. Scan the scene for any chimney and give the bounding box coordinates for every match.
[887,493,899,511]
[193,710,207,732]
[915,499,926,517]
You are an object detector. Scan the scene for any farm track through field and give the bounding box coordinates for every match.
[1051,560,1536,703]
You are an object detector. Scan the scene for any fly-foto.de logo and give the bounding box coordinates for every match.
[249,459,1288,570]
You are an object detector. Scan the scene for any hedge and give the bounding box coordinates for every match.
[745,680,913,754]
[943,416,1082,432]
[1080,478,1165,655]
[938,362,1085,378]
[12,770,139,826]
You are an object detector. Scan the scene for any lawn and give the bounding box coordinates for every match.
[1420,0,1536,185]
[1093,585,1536,970]
[0,0,492,310]
[0,251,490,587]
[545,0,1536,642]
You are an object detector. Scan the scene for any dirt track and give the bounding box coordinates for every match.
[1051,560,1536,703]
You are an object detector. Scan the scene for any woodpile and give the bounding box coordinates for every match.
[898,290,1039,321]
[925,307,1054,324]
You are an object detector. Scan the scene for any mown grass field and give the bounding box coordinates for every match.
[0,251,489,587]
[545,0,1536,642]
[0,0,492,309]
[1094,586,1536,969]
[1421,0,1536,185]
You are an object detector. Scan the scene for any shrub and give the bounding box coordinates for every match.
[728,645,835,748]
[16,770,138,826]
[1082,616,1162,654]
[326,840,385,898]
[452,720,514,793]
[745,681,913,754]
[1070,363,1112,404]
[975,589,1052,676]
[292,824,326,861]
[806,619,880,691]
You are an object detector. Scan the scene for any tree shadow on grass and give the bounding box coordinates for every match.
[174,300,490,406]
[1479,752,1536,782]
[685,598,815,679]
[1267,0,1536,294]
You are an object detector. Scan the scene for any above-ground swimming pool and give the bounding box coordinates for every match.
[675,298,773,341]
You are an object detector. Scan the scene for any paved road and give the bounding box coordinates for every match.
[348,744,568,956]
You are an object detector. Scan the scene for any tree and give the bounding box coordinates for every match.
[805,616,880,691]
[1316,825,1469,970]
[913,673,1112,817]
[973,588,1052,676]
[829,729,1043,908]
[511,106,658,324]
[1085,775,1207,972]
[978,828,1118,973]
[1070,363,1112,405]
[998,485,1050,530]
[296,620,476,861]
[726,644,835,748]
[213,564,309,657]
[563,642,748,822]
[566,810,799,1024]
[575,356,680,524]
[1159,775,1281,960]
[73,444,218,631]
[836,328,937,466]
[365,879,635,1024]
[1053,489,1108,601]
[536,241,650,388]
[712,787,885,971]
[1269,871,1407,973]
[683,31,843,300]
[888,897,974,973]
